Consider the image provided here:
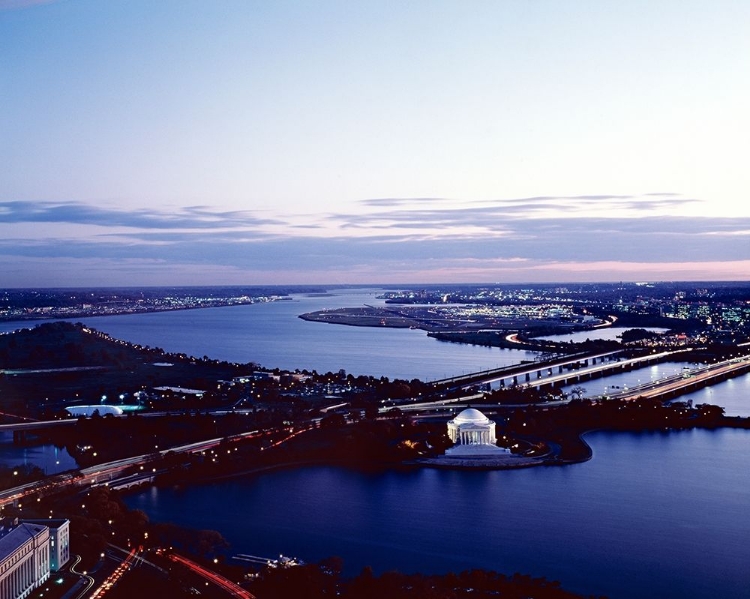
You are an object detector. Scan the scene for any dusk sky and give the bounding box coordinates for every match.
[2,0,749,287]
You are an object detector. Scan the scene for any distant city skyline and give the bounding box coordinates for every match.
[1,1,748,287]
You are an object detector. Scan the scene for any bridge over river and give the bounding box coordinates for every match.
[604,355,750,401]
[394,353,750,413]
[435,349,681,390]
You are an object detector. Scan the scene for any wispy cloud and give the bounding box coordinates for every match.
[1,195,747,286]
[0,201,284,230]
[702,229,750,237]
[0,195,710,242]
[330,195,705,240]
[358,194,698,219]
[359,197,451,208]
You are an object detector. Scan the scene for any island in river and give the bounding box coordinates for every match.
[299,304,607,333]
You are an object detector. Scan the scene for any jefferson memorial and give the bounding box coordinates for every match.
[445,408,510,456]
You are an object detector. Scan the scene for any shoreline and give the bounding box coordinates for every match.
[0,299,283,324]
[411,453,547,469]
[298,309,619,354]
[152,421,750,485]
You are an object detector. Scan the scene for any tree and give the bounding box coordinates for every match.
[571,386,587,400]
[194,529,230,557]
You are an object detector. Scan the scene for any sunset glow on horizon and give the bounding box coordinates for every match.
[1,0,748,287]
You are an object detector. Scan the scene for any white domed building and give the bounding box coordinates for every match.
[445,408,510,456]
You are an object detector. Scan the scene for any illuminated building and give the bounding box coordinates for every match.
[21,519,70,573]
[0,520,50,599]
[446,408,510,456]
[0,518,70,599]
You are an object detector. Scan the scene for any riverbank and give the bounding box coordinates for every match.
[413,453,544,469]
[299,306,596,337]
[122,427,750,599]
[299,307,624,355]
[145,411,750,487]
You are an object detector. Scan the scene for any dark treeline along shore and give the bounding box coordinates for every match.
[0,285,316,322]
[1,305,749,598]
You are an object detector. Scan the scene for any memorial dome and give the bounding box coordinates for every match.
[453,408,490,424]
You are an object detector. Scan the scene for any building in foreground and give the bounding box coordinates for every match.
[20,519,70,574]
[446,408,510,456]
[0,518,70,599]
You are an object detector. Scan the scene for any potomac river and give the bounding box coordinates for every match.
[2,288,749,598]
[126,428,750,599]
[0,288,537,381]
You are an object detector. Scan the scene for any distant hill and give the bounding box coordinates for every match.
[0,322,254,417]
[0,321,144,370]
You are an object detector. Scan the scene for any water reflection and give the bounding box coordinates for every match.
[0,432,78,474]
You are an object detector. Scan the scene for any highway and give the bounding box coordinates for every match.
[68,555,95,599]
[166,552,256,598]
[391,353,750,413]
[0,407,263,434]
[0,421,316,510]
[88,547,139,599]
[0,428,261,508]
[495,350,678,389]
[430,349,626,387]
[0,418,78,433]
[606,355,750,401]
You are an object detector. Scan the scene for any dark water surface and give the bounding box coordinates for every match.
[0,289,536,380]
[0,431,77,474]
[126,429,750,599]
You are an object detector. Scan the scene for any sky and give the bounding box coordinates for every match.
[1,0,749,287]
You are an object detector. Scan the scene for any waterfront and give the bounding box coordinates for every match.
[537,326,669,343]
[0,289,539,381]
[559,361,750,418]
[0,432,77,474]
[1,290,749,598]
[126,428,750,599]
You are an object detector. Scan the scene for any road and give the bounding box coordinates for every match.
[0,428,261,508]
[0,421,315,509]
[391,354,750,413]
[608,355,750,401]
[166,552,255,599]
